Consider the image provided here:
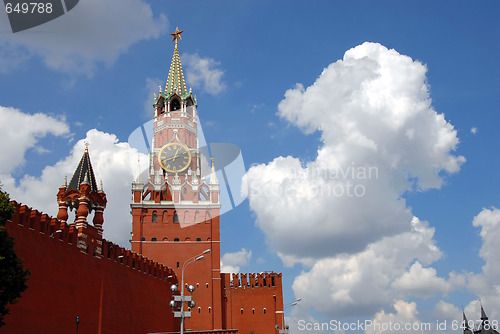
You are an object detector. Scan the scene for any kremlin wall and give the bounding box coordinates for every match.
[1,202,178,333]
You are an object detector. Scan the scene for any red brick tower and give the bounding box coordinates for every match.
[130,28,222,331]
[56,145,107,256]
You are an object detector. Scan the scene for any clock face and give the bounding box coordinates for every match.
[158,143,192,173]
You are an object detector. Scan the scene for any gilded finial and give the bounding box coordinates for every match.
[84,141,89,153]
[210,156,214,167]
[159,85,162,92]
[170,27,184,48]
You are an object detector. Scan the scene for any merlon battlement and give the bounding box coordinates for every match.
[222,272,282,290]
[9,200,178,283]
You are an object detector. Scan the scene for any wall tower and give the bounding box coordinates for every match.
[56,145,107,256]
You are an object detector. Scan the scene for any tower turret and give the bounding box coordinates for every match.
[56,144,107,255]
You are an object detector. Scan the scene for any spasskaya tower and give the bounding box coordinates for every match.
[130,27,222,331]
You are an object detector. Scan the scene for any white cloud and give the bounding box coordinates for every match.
[243,42,464,265]
[221,248,252,273]
[0,108,146,247]
[470,127,478,134]
[0,106,70,175]
[433,301,461,327]
[292,217,444,318]
[472,207,500,281]
[365,300,426,334]
[243,43,466,322]
[461,208,500,321]
[0,0,167,76]
[392,261,451,298]
[182,53,226,95]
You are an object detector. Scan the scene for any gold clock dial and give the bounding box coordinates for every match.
[158,143,192,173]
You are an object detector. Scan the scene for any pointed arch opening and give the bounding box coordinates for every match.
[171,98,181,111]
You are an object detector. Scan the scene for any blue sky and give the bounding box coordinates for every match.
[1,1,499,333]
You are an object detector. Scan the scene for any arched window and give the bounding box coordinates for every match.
[205,211,211,224]
[162,237,168,241]
[196,238,201,242]
[263,308,267,314]
[252,308,255,314]
[162,211,168,223]
[171,98,180,111]
[198,307,201,313]
[240,308,244,315]
[152,211,157,223]
[208,307,211,314]
[151,238,157,242]
[173,211,179,224]
[185,237,191,241]
[141,237,145,241]
[174,238,179,242]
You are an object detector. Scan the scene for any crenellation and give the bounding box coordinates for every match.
[8,200,176,282]
[224,272,282,291]
[31,209,42,233]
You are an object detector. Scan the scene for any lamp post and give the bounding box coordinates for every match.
[280,298,301,334]
[75,315,80,334]
[170,249,211,334]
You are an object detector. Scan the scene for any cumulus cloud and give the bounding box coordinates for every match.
[242,43,467,323]
[182,53,226,95]
[472,208,500,281]
[0,0,167,76]
[365,300,426,334]
[221,248,252,273]
[292,217,444,317]
[0,108,146,247]
[461,208,500,321]
[0,106,70,174]
[392,261,451,298]
[470,127,478,134]
[243,42,464,265]
[433,301,461,326]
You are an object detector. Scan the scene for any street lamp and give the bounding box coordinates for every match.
[280,298,301,334]
[75,315,80,334]
[170,249,211,334]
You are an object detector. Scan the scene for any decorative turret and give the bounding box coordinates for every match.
[463,310,473,334]
[463,302,500,334]
[56,144,107,255]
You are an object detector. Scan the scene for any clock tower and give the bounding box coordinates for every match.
[130,28,222,331]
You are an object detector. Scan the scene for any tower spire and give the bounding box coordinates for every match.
[68,145,98,192]
[165,27,188,96]
[480,300,488,321]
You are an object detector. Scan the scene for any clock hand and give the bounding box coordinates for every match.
[164,148,183,162]
[165,154,179,162]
